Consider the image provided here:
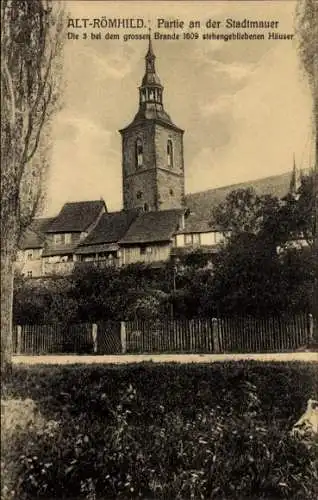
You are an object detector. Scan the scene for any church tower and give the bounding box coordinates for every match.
[119,37,185,212]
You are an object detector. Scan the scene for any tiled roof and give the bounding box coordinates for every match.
[184,171,293,233]
[78,210,138,247]
[18,218,54,249]
[120,209,184,244]
[46,200,106,233]
[125,109,183,132]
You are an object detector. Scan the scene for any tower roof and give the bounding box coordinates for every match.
[146,34,155,58]
[141,34,162,87]
[120,36,183,132]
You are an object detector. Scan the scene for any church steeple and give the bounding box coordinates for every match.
[119,37,185,212]
[289,153,297,194]
[139,32,164,109]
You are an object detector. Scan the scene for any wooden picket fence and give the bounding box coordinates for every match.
[125,314,312,354]
[13,314,312,355]
[12,323,93,355]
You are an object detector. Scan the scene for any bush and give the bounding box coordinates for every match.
[1,362,317,499]
[1,398,59,500]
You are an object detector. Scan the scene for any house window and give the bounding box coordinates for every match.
[184,234,192,246]
[167,139,173,168]
[27,271,32,278]
[214,232,223,244]
[193,233,200,245]
[135,138,143,168]
[140,246,146,255]
[146,246,153,254]
[54,234,62,245]
[27,250,33,260]
[64,233,72,244]
[136,191,143,200]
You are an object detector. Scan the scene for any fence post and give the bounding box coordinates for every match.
[16,325,22,355]
[92,323,98,354]
[120,321,127,354]
[308,313,314,345]
[212,318,219,353]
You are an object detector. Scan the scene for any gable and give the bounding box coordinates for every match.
[79,210,138,247]
[46,200,106,233]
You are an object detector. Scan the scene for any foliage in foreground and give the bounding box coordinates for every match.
[1,362,318,499]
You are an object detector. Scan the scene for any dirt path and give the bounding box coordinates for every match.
[12,352,318,365]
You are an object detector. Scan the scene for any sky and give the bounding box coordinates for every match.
[44,0,314,216]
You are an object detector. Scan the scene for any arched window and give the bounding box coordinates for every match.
[167,139,173,168]
[135,138,143,168]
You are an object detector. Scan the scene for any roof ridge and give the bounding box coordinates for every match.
[185,171,292,198]
[64,199,105,205]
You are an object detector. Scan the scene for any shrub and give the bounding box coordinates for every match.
[1,398,59,500]
[1,362,317,499]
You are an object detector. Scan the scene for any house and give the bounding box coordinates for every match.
[16,218,53,278]
[42,200,106,275]
[119,209,185,265]
[75,210,138,267]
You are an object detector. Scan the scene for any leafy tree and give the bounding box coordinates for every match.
[1,0,64,373]
[208,176,315,317]
[269,173,315,250]
[211,188,281,238]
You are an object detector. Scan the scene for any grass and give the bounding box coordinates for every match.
[1,361,318,499]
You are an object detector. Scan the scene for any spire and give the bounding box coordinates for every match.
[288,153,302,201]
[146,28,155,58]
[290,153,297,194]
[141,29,162,88]
[130,36,178,128]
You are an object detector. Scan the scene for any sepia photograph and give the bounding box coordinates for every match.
[1,0,317,498]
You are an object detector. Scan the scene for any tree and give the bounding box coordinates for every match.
[211,187,280,238]
[208,178,315,317]
[296,0,318,342]
[1,0,64,373]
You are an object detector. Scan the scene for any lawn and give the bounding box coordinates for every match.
[1,361,318,499]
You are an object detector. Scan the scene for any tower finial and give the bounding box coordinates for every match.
[146,27,154,58]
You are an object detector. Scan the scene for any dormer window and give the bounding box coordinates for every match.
[167,139,173,168]
[135,138,143,168]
